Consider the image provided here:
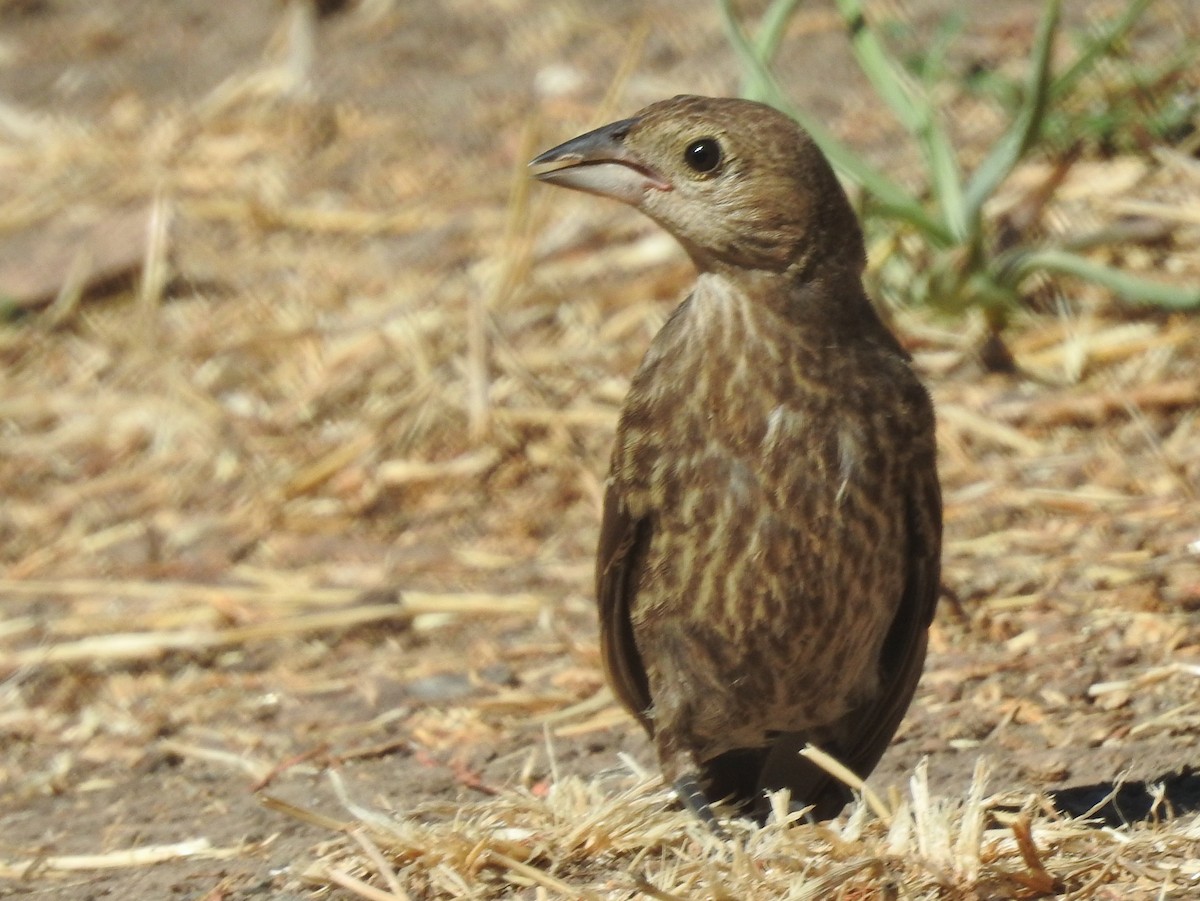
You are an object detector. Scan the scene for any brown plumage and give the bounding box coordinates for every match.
[530,96,941,826]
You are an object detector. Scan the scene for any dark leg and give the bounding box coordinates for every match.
[674,774,730,839]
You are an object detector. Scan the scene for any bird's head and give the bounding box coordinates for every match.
[530,95,865,279]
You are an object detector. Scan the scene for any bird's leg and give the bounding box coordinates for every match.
[658,727,730,838]
[673,773,729,839]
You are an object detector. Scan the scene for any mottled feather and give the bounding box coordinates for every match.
[532,95,942,824]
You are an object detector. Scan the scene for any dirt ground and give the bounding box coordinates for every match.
[2,1,1200,898]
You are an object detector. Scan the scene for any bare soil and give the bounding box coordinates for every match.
[2,1,1199,898]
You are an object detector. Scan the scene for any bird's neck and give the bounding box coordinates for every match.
[694,264,894,351]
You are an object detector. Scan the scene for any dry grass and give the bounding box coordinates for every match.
[2,1,1200,898]
[282,763,1200,900]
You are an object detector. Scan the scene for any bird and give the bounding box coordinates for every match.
[529,95,941,828]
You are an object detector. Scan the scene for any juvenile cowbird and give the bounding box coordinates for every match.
[530,96,941,826]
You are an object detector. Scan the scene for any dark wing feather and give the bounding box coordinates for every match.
[753,423,943,817]
[595,482,654,729]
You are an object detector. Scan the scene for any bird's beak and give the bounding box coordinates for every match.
[529,117,671,205]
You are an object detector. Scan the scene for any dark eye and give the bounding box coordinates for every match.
[684,138,722,174]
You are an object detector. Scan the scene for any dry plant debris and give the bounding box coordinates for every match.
[1,1,1200,898]
[283,763,1200,899]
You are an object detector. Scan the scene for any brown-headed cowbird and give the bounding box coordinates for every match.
[530,96,941,827]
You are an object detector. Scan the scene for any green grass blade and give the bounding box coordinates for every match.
[963,0,1060,223]
[754,0,805,63]
[718,0,780,105]
[1049,0,1153,101]
[799,118,955,241]
[834,0,967,238]
[1003,248,1200,309]
[914,13,963,86]
[716,0,953,242]
[833,0,923,129]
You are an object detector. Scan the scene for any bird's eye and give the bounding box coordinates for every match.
[683,138,722,174]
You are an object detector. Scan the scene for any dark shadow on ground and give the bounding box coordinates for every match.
[1048,768,1200,827]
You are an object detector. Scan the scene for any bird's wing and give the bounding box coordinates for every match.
[757,403,942,816]
[595,482,654,728]
[838,454,942,771]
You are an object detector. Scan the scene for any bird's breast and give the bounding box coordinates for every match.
[614,273,863,508]
[607,274,921,738]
